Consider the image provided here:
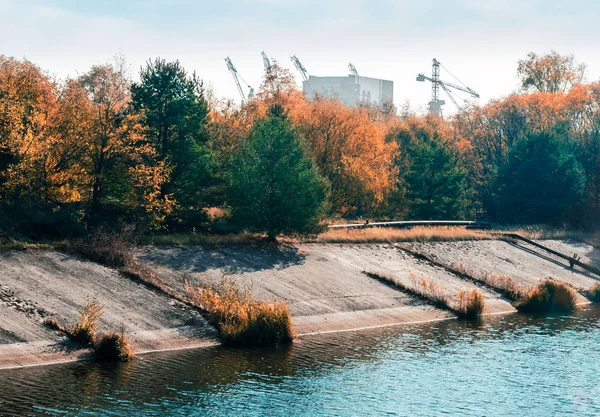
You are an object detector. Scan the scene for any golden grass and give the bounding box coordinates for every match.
[314,226,493,244]
[482,272,526,301]
[455,289,485,319]
[409,273,449,306]
[46,299,133,361]
[185,277,294,346]
[315,224,600,246]
[69,298,103,346]
[587,283,600,303]
[365,271,485,320]
[499,226,600,246]
[94,330,133,362]
[515,278,578,314]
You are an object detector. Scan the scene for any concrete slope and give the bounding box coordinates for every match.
[406,240,599,293]
[138,243,516,335]
[0,250,218,369]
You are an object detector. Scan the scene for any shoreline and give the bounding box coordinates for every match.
[0,237,598,371]
[0,309,511,371]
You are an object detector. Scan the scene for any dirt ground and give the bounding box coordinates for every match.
[0,250,218,369]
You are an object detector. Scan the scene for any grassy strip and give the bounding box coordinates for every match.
[313,226,493,244]
[396,245,522,301]
[62,230,295,347]
[0,239,52,252]
[399,244,587,313]
[364,271,484,320]
[314,225,598,245]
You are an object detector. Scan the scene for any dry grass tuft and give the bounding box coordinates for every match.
[42,316,64,332]
[60,299,133,361]
[314,226,493,244]
[69,298,103,346]
[452,263,526,302]
[587,283,600,303]
[185,277,294,346]
[455,289,485,319]
[94,330,133,362]
[516,278,578,314]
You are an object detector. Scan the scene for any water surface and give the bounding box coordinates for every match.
[2,308,600,416]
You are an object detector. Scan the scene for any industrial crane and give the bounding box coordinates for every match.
[261,51,271,70]
[291,55,313,94]
[416,58,479,116]
[225,57,254,105]
[348,63,359,84]
[291,55,309,81]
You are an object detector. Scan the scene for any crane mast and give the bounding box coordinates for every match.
[348,63,359,84]
[225,57,253,105]
[416,58,479,116]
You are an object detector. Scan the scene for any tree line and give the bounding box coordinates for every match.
[0,51,598,239]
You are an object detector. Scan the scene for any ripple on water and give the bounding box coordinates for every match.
[2,308,600,416]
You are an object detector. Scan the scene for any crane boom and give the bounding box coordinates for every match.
[440,83,461,109]
[225,57,253,105]
[416,73,479,98]
[291,55,309,81]
[261,51,271,70]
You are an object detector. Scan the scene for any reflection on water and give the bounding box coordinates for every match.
[2,308,600,416]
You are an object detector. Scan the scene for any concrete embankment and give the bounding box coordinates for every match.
[0,237,598,369]
[137,238,600,335]
[0,250,218,369]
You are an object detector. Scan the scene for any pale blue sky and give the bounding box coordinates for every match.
[2,0,599,113]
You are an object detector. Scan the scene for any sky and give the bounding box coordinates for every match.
[2,0,599,114]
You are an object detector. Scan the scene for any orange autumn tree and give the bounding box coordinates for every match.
[209,62,302,166]
[291,98,398,217]
[517,50,586,93]
[72,60,173,226]
[0,56,61,213]
[452,79,598,221]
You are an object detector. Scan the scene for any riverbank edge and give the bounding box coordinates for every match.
[0,308,510,371]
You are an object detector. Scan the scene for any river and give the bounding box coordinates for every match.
[2,308,600,416]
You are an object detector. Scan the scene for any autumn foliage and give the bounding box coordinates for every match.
[1,51,599,240]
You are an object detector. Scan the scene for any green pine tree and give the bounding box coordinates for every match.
[495,132,585,224]
[228,105,328,240]
[131,58,214,210]
[405,135,466,220]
